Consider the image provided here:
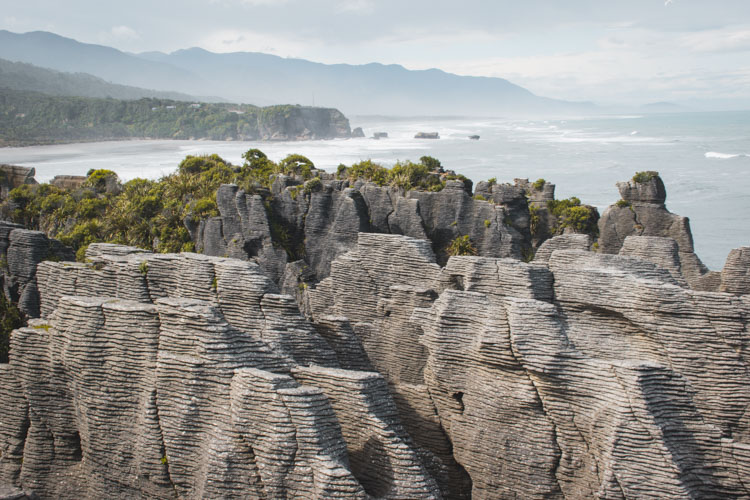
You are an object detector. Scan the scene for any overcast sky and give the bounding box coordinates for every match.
[3,0,750,106]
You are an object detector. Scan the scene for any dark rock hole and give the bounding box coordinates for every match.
[452,391,465,413]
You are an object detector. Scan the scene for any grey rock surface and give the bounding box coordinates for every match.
[0,166,36,200]
[1,244,439,499]
[305,233,750,499]
[598,173,716,290]
[1,226,74,317]
[721,246,750,295]
[2,173,750,499]
[534,233,591,263]
[198,177,529,283]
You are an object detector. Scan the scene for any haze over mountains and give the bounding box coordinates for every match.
[0,30,596,116]
[0,58,199,102]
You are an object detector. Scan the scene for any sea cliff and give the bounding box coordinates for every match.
[0,160,748,499]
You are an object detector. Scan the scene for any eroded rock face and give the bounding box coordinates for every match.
[0,165,36,200]
[0,225,74,317]
[721,247,750,295]
[304,234,750,499]
[198,177,529,283]
[257,107,351,140]
[3,169,750,498]
[0,244,440,499]
[597,173,721,291]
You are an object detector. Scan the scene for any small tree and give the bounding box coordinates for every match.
[447,235,478,256]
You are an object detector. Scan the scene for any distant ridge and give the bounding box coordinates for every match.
[0,30,597,116]
[0,58,203,101]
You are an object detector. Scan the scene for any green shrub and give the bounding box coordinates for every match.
[0,293,23,363]
[484,219,491,228]
[178,154,227,175]
[487,177,497,186]
[303,177,322,194]
[632,171,658,184]
[84,169,119,193]
[560,205,599,234]
[447,235,478,256]
[547,197,581,216]
[529,205,540,236]
[278,154,315,179]
[474,194,487,201]
[191,198,219,219]
[616,199,631,208]
[419,155,442,171]
[532,178,546,191]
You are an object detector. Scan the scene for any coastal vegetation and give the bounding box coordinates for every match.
[4,154,264,259]
[0,152,469,261]
[447,235,478,256]
[0,293,23,363]
[0,88,344,146]
[336,156,468,192]
[1,150,600,273]
[632,171,658,183]
[547,197,599,235]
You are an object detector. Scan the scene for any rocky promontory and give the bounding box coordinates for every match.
[1,161,749,499]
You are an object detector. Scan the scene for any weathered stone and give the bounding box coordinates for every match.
[4,245,442,498]
[721,246,750,295]
[598,173,717,290]
[533,233,591,262]
[617,172,666,205]
[3,229,74,317]
[49,175,86,191]
[0,165,36,200]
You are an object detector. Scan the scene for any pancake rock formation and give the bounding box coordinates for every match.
[0,244,439,499]
[2,171,750,499]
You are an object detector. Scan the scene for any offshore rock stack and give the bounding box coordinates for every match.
[0,173,749,499]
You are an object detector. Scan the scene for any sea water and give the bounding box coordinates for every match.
[1,111,748,270]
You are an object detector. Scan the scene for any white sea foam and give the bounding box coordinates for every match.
[705,151,747,159]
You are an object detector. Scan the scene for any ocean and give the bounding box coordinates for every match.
[1,111,748,270]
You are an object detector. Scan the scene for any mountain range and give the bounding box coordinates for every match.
[0,30,596,116]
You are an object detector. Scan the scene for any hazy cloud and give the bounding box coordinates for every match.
[680,26,750,53]
[110,25,139,40]
[337,0,374,14]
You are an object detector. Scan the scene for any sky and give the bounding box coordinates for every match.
[2,0,750,106]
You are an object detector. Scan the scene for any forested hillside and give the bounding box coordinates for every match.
[0,88,350,146]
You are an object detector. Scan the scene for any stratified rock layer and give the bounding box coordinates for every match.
[598,173,718,290]
[197,176,529,283]
[3,171,750,499]
[0,244,439,499]
[305,233,750,499]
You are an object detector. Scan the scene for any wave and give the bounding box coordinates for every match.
[705,151,748,159]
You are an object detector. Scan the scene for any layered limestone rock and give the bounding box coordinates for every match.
[598,172,718,290]
[0,166,36,200]
[533,233,591,263]
[304,233,750,499]
[3,169,750,498]
[0,224,74,317]
[196,176,529,283]
[721,246,750,295]
[1,244,439,499]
